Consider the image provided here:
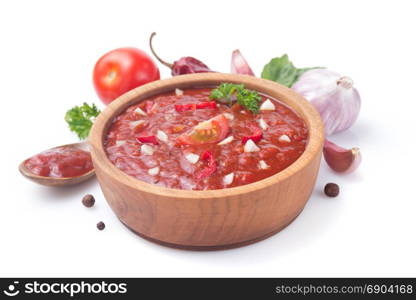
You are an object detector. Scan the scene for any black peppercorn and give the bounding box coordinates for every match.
[82,194,95,207]
[324,183,339,197]
[97,221,105,231]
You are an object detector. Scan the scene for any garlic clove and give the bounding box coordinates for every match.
[278,134,291,143]
[258,160,270,170]
[115,140,126,147]
[217,135,234,145]
[130,120,145,129]
[258,118,268,130]
[230,49,255,76]
[244,139,260,152]
[223,172,235,185]
[141,144,155,155]
[323,139,361,173]
[134,107,147,116]
[260,99,275,111]
[175,88,184,96]
[148,166,160,176]
[156,130,168,143]
[223,113,234,121]
[185,153,199,164]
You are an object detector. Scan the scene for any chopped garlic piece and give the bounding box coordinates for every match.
[185,153,199,164]
[258,118,268,130]
[156,130,168,143]
[260,99,275,111]
[130,120,145,128]
[134,107,147,116]
[223,172,234,185]
[148,102,157,113]
[278,134,291,143]
[175,88,184,96]
[258,160,270,170]
[244,139,260,152]
[141,144,155,155]
[116,140,126,146]
[223,113,234,121]
[217,135,234,145]
[164,114,174,121]
[148,166,160,176]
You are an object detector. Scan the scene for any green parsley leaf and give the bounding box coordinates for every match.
[210,83,261,114]
[209,83,244,105]
[261,54,322,87]
[236,88,261,114]
[65,103,101,140]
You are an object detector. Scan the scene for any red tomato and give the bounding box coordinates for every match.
[177,114,229,145]
[93,48,160,105]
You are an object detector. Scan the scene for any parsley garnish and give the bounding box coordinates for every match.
[65,103,101,139]
[210,83,261,114]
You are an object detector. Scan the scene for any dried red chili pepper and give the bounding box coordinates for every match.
[170,57,212,75]
[242,125,263,144]
[197,150,217,179]
[136,135,159,145]
[149,32,214,76]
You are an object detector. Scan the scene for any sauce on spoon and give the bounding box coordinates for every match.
[23,146,93,178]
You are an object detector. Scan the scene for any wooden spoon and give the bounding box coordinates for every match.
[19,142,95,187]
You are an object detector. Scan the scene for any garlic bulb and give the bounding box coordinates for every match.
[292,69,361,136]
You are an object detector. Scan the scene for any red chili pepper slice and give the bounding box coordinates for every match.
[242,125,263,144]
[175,103,197,112]
[136,135,159,145]
[175,101,217,113]
[196,101,217,109]
[201,150,214,162]
[196,150,217,179]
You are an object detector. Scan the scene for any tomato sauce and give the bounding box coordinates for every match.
[24,146,93,178]
[105,88,308,190]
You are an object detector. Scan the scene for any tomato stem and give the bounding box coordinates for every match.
[149,32,173,69]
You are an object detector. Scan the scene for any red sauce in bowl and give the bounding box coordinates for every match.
[105,88,308,190]
[24,146,93,178]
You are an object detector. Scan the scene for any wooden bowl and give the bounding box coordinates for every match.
[89,73,324,250]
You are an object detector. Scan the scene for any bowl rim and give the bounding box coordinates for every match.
[89,73,324,199]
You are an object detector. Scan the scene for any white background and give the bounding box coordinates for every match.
[0,0,415,277]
